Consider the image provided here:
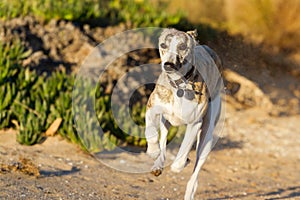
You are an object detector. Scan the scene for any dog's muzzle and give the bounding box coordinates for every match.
[163,62,178,72]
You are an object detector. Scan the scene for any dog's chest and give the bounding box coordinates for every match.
[166,94,207,126]
[148,79,208,126]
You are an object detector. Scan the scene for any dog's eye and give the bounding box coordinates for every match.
[160,43,167,49]
[178,43,187,50]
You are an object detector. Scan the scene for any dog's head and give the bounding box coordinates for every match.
[158,29,198,77]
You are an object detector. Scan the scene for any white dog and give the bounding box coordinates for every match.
[145,28,223,200]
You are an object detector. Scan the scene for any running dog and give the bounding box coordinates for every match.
[145,28,223,200]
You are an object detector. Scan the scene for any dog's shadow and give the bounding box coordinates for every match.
[213,137,243,151]
[116,135,244,154]
[39,166,80,177]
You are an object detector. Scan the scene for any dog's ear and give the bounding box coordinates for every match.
[187,29,198,39]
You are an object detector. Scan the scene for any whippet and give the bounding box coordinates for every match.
[145,28,223,200]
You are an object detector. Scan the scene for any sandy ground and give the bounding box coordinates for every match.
[1,102,299,200]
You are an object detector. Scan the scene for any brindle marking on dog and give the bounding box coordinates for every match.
[191,81,207,103]
[156,85,173,103]
[147,84,173,109]
[146,94,154,109]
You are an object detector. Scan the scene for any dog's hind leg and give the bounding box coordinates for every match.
[184,125,212,200]
[171,121,202,173]
[151,116,171,176]
[184,95,221,200]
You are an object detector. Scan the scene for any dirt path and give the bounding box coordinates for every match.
[1,102,299,200]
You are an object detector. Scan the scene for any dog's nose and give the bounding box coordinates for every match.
[163,62,176,71]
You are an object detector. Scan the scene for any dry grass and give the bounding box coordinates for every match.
[225,0,300,51]
[168,0,300,51]
[0,157,40,177]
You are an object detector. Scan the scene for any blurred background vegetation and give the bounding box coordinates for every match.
[0,0,181,26]
[168,0,300,52]
[1,0,299,152]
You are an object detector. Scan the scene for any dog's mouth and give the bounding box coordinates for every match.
[163,61,184,73]
[164,66,177,73]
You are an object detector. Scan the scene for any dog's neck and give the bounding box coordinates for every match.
[167,65,195,89]
[167,64,206,99]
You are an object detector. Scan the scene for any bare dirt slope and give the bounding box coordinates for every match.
[1,102,299,200]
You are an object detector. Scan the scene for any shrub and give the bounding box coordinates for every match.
[0,0,182,27]
[0,39,30,129]
[0,39,181,152]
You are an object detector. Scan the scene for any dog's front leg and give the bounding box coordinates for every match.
[151,116,170,176]
[171,121,203,173]
[145,107,161,159]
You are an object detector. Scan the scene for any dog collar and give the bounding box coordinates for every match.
[168,65,195,89]
[183,65,195,81]
[168,66,203,99]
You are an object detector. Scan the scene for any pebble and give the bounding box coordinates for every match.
[119,159,126,164]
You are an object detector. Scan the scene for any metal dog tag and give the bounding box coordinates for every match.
[184,90,195,100]
[177,89,184,97]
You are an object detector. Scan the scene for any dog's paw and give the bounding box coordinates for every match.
[171,158,190,173]
[170,164,183,173]
[151,167,162,176]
